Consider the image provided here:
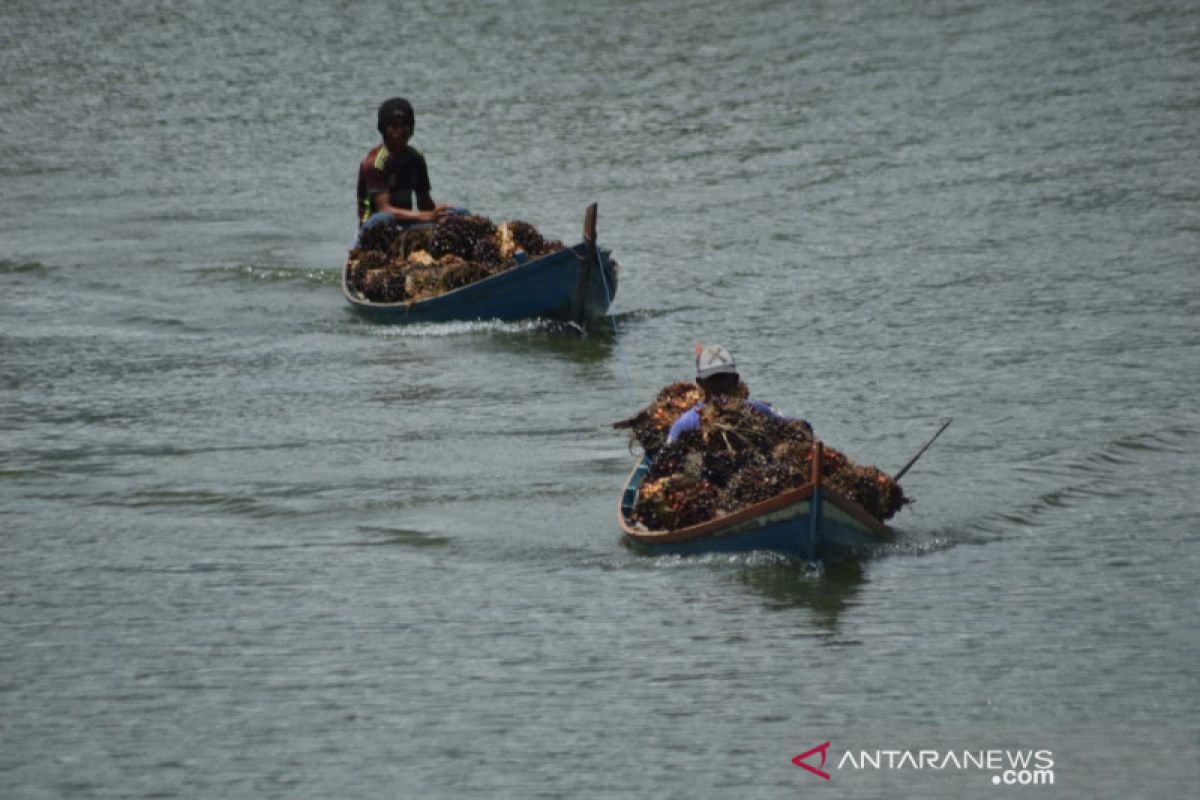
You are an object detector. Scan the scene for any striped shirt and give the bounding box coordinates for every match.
[356,144,432,224]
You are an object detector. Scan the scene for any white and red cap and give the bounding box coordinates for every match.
[695,344,738,379]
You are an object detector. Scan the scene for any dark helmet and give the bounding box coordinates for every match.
[377,97,415,137]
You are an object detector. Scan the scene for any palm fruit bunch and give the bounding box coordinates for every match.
[361,265,407,302]
[390,226,435,259]
[428,214,500,264]
[644,429,704,481]
[699,394,783,454]
[346,214,567,303]
[700,448,740,488]
[505,220,564,257]
[698,399,816,509]
[403,264,444,301]
[631,474,722,530]
[357,220,404,255]
[438,257,495,293]
[611,381,704,457]
[819,456,909,521]
[617,383,910,530]
[725,456,797,507]
[347,249,391,290]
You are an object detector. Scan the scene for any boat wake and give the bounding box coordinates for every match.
[197,262,341,286]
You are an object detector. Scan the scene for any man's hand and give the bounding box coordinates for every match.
[432,203,454,224]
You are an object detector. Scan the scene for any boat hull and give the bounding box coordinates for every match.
[617,448,894,561]
[342,243,618,326]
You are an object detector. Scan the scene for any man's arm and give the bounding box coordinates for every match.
[749,400,813,436]
[416,190,453,221]
[665,406,701,444]
[372,191,447,225]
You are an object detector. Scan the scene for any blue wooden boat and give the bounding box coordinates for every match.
[342,204,618,326]
[618,442,895,560]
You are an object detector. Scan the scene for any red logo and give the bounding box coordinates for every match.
[792,741,832,780]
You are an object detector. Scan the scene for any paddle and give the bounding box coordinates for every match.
[893,418,953,482]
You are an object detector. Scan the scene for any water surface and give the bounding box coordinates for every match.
[2,1,1198,797]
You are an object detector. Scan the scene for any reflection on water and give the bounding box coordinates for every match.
[362,527,454,548]
[483,320,618,364]
[735,558,865,628]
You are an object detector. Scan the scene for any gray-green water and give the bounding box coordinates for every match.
[2,1,1198,797]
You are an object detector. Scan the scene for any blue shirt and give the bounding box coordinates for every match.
[666,400,803,444]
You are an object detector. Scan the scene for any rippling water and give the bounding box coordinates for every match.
[2,1,1198,797]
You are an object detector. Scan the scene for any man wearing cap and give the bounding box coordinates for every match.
[666,344,811,444]
[356,97,454,234]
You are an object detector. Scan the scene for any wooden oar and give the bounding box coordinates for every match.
[893,418,953,482]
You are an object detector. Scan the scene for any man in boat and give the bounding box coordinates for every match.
[666,344,812,444]
[356,97,458,239]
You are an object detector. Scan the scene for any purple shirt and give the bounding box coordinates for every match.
[666,400,804,444]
